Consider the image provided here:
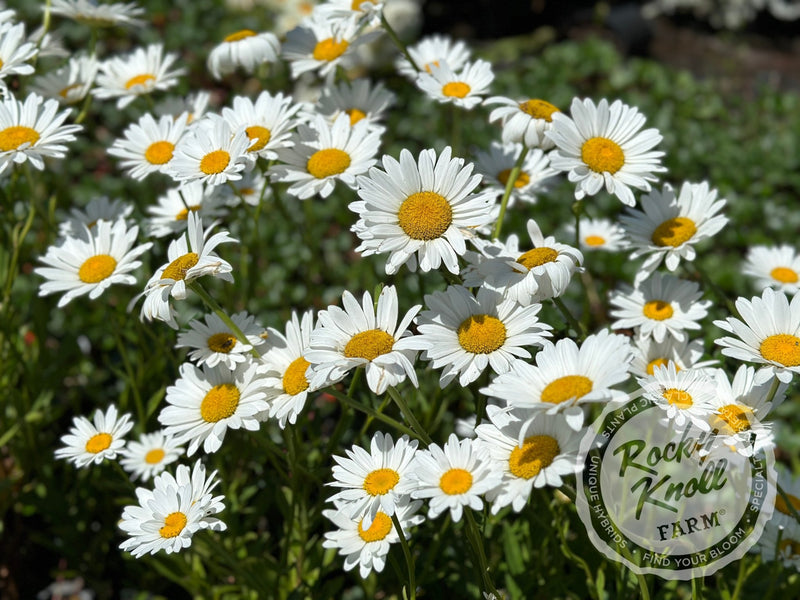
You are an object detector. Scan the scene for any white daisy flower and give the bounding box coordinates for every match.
[316,78,395,130]
[743,245,800,295]
[169,116,250,187]
[154,91,210,126]
[317,0,386,27]
[0,22,37,86]
[306,285,420,395]
[609,272,711,343]
[219,169,270,207]
[475,407,583,513]
[282,15,368,80]
[620,181,728,283]
[481,329,632,430]
[409,285,551,388]
[30,54,99,105]
[473,142,558,206]
[322,498,424,579]
[415,59,494,110]
[774,464,800,528]
[395,34,471,79]
[146,182,227,238]
[269,113,380,200]
[547,97,666,206]
[0,92,82,175]
[485,96,561,150]
[35,218,152,308]
[563,217,628,252]
[629,335,716,378]
[410,434,500,522]
[158,360,270,455]
[349,146,496,275]
[57,195,133,239]
[50,0,145,27]
[176,311,266,370]
[94,44,183,109]
[221,91,302,161]
[55,404,133,468]
[714,288,800,384]
[118,460,226,558]
[108,112,188,180]
[327,432,419,528]
[207,29,280,79]
[638,363,717,430]
[119,431,184,481]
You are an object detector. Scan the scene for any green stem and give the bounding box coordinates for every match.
[464,509,501,598]
[729,554,752,600]
[764,376,781,406]
[635,573,651,600]
[551,296,586,339]
[74,92,94,125]
[325,387,419,441]
[688,261,739,319]
[380,11,420,71]
[691,577,703,600]
[777,482,800,524]
[492,145,529,240]
[188,282,261,358]
[386,387,432,446]
[392,514,416,600]
[111,318,145,428]
[325,369,362,455]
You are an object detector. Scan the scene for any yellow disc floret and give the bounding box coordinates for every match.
[125,73,155,90]
[651,217,697,247]
[283,357,311,395]
[442,81,470,98]
[245,125,271,152]
[159,512,188,538]
[439,468,473,495]
[663,388,693,409]
[497,169,530,188]
[357,512,392,542]
[540,375,593,404]
[144,140,175,165]
[363,468,400,496]
[207,332,237,353]
[313,37,349,61]
[200,150,231,175]
[760,334,800,366]
[85,432,112,454]
[306,148,351,179]
[771,267,799,284]
[517,247,558,270]
[713,404,752,433]
[581,137,625,174]
[584,235,606,247]
[344,329,395,361]
[224,29,257,42]
[642,300,673,321]
[397,191,453,241]
[457,315,506,354]
[518,99,559,121]
[145,448,165,464]
[0,126,40,151]
[79,254,117,284]
[200,383,240,423]
[161,252,199,281]
[508,435,560,479]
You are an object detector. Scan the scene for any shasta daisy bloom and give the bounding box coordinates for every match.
[620,181,728,283]
[269,114,380,200]
[35,218,152,308]
[485,96,561,150]
[0,92,82,175]
[119,460,226,558]
[318,0,385,27]
[50,0,145,27]
[119,431,184,481]
[0,22,37,86]
[410,434,500,522]
[481,329,632,430]
[473,142,557,206]
[410,285,551,388]
[282,15,368,80]
[475,407,583,513]
[220,169,270,207]
[322,498,424,579]
[30,54,98,105]
[714,288,800,384]
[316,78,395,130]
[221,91,302,161]
[629,335,716,378]
[94,44,183,109]
[55,404,133,468]
[756,519,800,570]
[547,97,666,206]
[327,432,419,527]
[155,91,210,126]
[564,217,627,252]
[395,33,471,80]
[638,363,717,429]
[169,116,250,187]
[349,146,496,275]
[108,112,188,180]
[207,29,280,79]
[146,182,227,238]
[158,361,270,455]
[57,195,133,239]
[609,272,711,343]
[306,285,420,394]
[743,245,800,295]
[415,59,494,110]
[176,311,266,369]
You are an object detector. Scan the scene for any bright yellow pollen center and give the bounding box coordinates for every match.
[357,512,392,542]
[439,468,473,495]
[643,300,673,321]
[508,435,560,479]
[778,539,800,557]
[78,254,117,283]
[200,383,240,423]
[646,358,679,376]
[59,83,81,100]
[343,329,395,361]
[498,169,530,188]
[85,433,112,454]
[144,140,175,165]
[585,235,606,247]
[651,217,697,247]
[145,448,165,464]
[517,247,558,270]
[363,468,400,496]
[161,252,199,281]
[581,137,625,174]
[159,512,188,539]
[0,126,40,151]
[518,99,560,121]
[224,29,257,42]
[207,332,237,353]
[313,37,349,61]
[175,205,200,221]
[306,148,351,178]
[245,125,272,152]
[457,315,506,354]
[776,493,800,516]
[347,108,367,125]
[760,334,800,366]
[283,356,310,395]
[714,404,752,433]
[540,375,593,404]
[771,267,799,284]
[442,81,471,98]
[663,388,693,409]
[397,191,453,240]
[125,73,155,90]
[199,149,231,175]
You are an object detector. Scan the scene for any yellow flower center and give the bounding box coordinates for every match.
[646,357,679,376]
[581,137,625,174]
[200,383,241,423]
[497,169,530,188]
[776,492,800,516]
[663,388,693,409]
[85,432,112,454]
[283,356,310,395]
[159,512,188,539]
[207,332,237,353]
[343,329,395,361]
[540,375,593,404]
[642,300,673,321]
[439,468,473,495]
[457,315,506,354]
[778,539,800,557]
[442,81,471,98]
[199,149,231,175]
[518,99,559,121]
[363,468,400,496]
[145,448,165,464]
[78,254,117,284]
[125,73,155,90]
[584,235,606,247]
[517,247,558,270]
[59,83,82,100]
[713,404,752,434]
[651,217,697,247]
[175,205,200,221]
[161,252,199,281]
[306,148,351,179]
[144,140,175,165]
[245,125,272,152]
[357,512,392,542]
[351,0,377,9]
[760,334,800,366]
[0,126,40,151]
[508,435,560,479]
[224,29,257,42]
[771,267,799,284]
[313,37,349,61]
[397,191,453,241]
[347,108,366,125]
